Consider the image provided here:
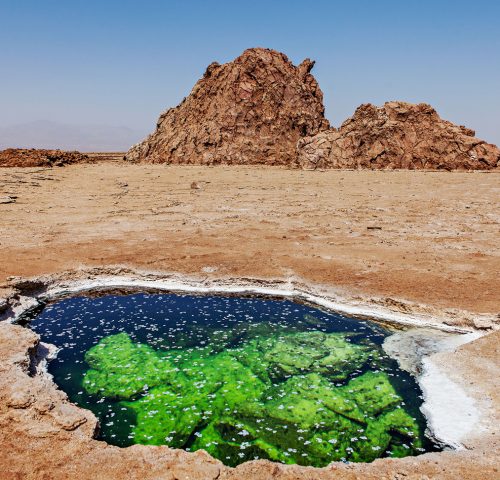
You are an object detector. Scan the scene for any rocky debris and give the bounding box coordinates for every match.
[125,48,329,166]
[0,195,16,204]
[0,148,92,168]
[297,102,500,170]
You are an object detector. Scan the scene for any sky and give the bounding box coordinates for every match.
[1,0,499,148]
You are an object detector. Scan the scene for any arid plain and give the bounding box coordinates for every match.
[0,162,498,479]
[1,164,498,314]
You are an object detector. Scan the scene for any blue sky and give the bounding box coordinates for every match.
[1,0,499,145]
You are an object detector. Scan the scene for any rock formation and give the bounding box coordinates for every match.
[125,48,329,165]
[0,148,92,168]
[297,102,500,170]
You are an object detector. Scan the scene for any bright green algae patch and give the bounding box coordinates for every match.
[84,333,174,398]
[83,330,423,466]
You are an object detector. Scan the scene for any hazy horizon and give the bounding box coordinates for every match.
[0,120,146,152]
[1,0,499,150]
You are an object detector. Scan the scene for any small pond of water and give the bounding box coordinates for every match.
[22,292,438,466]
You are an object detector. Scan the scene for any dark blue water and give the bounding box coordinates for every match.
[20,292,437,465]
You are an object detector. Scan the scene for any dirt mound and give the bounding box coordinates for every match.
[125,48,329,165]
[0,148,92,168]
[297,102,500,170]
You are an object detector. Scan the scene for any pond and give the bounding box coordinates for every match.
[22,292,438,467]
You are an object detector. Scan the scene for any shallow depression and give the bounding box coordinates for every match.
[22,292,439,467]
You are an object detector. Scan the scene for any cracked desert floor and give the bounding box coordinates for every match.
[1,163,499,479]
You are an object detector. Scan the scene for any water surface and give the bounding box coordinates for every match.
[25,292,437,466]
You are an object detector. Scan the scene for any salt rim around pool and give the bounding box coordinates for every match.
[18,290,444,467]
[4,271,484,465]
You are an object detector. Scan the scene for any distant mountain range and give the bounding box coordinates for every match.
[0,121,147,152]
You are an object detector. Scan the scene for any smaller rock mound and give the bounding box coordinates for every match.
[297,102,500,170]
[0,148,91,168]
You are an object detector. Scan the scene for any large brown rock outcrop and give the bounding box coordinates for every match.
[0,148,91,168]
[125,48,329,165]
[297,102,500,170]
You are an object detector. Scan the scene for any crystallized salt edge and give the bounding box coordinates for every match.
[41,275,476,333]
[420,355,480,450]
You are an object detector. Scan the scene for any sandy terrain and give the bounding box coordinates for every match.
[0,164,498,314]
[0,163,499,479]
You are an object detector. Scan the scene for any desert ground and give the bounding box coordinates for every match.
[1,164,499,313]
[0,163,499,479]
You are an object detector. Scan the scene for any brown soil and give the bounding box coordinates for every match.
[0,163,499,479]
[0,164,498,314]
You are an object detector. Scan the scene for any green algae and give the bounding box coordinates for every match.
[82,330,423,467]
[83,332,175,399]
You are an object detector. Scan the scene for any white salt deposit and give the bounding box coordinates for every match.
[420,356,480,449]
